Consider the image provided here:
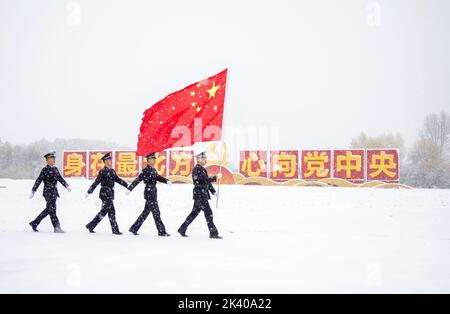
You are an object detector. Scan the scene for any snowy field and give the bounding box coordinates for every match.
[0,178,449,293]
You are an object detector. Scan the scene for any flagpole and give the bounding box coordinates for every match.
[216,67,230,209]
[216,140,225,208]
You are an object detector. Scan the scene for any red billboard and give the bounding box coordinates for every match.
[114,151,139,178]
[63,151,87,178]
[240,151,268,178]
[270,150,299,181]
[169,150,195,177]
[367,149,399,182]
[88,151,109,179]
[301,150,332,180]
[333,150,365,183]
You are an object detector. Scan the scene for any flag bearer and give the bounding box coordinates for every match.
[178,152,222,239]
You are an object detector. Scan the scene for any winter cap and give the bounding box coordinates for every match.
[101,152,113,161]
[44,151,56,159]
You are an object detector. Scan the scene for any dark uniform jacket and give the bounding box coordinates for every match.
[87,166,128,201]
[128,165,168,200]
[192,164,217,201]
[32,165,69,201]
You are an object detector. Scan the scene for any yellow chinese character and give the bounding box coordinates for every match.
[116,152,138,176]
[241,152,267,177]
[303,152,329,178]
[369,151,397,178]
[90,153,104,177]
[272,153,296,178]
[170,152,193,176]
[336,151,361,178]
[206,142,229,166]
[64,153,84,176]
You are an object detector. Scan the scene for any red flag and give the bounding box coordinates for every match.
[137,69,227,156]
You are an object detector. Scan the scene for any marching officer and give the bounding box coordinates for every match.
[29,151,71,233]
[178,151,222,239]
[85,152,128,235]
[127,152,172,236]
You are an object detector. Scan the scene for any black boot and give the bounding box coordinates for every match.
[177,228,188,237]
[29,222,38,232]
[158,232,171,237]
[209,234,223,239]
[54,227,65,234]
[129,228,139,236]
[113,231,123,235]
[86,225,95,233]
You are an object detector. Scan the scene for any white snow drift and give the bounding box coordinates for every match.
[0,178,449,293]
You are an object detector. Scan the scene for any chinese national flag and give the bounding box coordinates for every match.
[136,69,227,156]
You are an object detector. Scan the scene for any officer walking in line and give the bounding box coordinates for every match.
[127,152,172,236]
[85,152,128,235]
[29,151,71,233]
[178,151,222,239]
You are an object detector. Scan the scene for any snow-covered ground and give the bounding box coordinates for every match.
[0,178,449,293]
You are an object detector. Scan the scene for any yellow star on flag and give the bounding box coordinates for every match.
[206,82,220,99]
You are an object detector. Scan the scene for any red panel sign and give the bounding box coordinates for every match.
[270,150,299,181]
[333,150,365,183]
[301,150,332,180]
[63,148,402,185]
[63,151,87,178]
[169,150,195,177]
[367,149,399,182]
[239,151,268,178]
[88,151,109,179]
[114,151,139,178]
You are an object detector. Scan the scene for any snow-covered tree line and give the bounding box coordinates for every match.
[352,112,450,189]
[0,139,131,179]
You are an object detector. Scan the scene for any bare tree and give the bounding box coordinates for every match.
[402,112,450,188]
[421,112,450,157]
[404,138,450,188]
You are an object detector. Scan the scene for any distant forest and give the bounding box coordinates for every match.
[0,138,131,179]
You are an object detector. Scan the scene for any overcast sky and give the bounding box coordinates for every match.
[1,0,449,151]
